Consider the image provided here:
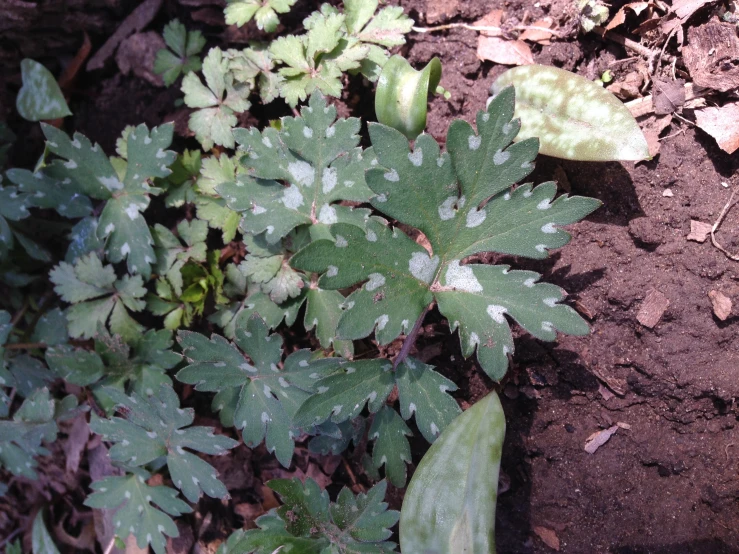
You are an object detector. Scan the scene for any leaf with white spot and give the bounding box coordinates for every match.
[89,384,238,502]
[219,92,375,244]
[151,219,208,296]
[368,406,412,487]
[293,90,600,379]
[182,47,251,150]
[292,359,395,428]
[7,168,92,218]
[395,357,461,443]
[0,388,61,479]
[291,220,434,345]
[304,288,354,357]
[176,316,333,466]
[16,59,71,121]
[49,253,146,341]
[220,478,398,553]
[84,473,192,554]
[41,122,176,277]
[490,65,649,161]
[0,184,32,260]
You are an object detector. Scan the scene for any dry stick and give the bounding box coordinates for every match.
[412,23,563,38]
[593,26,677,65]
[3,342,47,350]
[711,188,739,261]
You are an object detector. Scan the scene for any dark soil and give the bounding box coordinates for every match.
[3,0,739,552]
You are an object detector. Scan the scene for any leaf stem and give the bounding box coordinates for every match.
[412,23,563,38]
[392,305,431,370]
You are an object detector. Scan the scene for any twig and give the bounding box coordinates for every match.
[711,188,739,261]
[342,457,366,493]
[593,26,677,65]
[412,23,563,38]
[103,538,116,554]
[3,342,48,350]
[392,305,430,370]
[0,527,23,549]
[625,83,710,117]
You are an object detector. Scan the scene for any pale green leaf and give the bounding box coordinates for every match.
[32,511,61,554]
[400,391,505,554]
[490,65,649,161]
[16,59,71,121]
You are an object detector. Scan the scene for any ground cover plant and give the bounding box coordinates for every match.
[3,0,738,552]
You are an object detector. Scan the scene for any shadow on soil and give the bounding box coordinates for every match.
[613,539,739,554]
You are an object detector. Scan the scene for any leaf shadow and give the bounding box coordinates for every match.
[530,155,644,226]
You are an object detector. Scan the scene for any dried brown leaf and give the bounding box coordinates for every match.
[533,526,561,550]
[605,2,650,30]
[687,220,712,242]
[672,0,716,22]
[640,114,672,157]
[519,18,555,44]
[477,35,534,65]
[695,103,739,154]
[652,77,686,115]
[62,414,89,475]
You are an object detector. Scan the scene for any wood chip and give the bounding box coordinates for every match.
[584,424,619,454]
[533,526,561,551]
[683,21,739,93]
[626,83,708,117]
[694,103,739,154]
[708,290,732,321]
[637,289,669,328]
[687,220,712,242]
[86,0,162,71]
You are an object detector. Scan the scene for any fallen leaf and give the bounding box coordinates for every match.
[62,414,89,475]
[637,289,669,328]
[683,21,739,93]
[652,77,686,115]
[86,0,162,71]
[708,290,732,321]
[584,424,619,454]
[519,18,555,44]
[533,526,561,550]
[671,0,716,22]
[694,103,739,154]
[605,2,650,30]
[478,36,534,65]
[687,220,712,242]
[475,9,534,66]
[115,31,165,87]
[640,114,672,158]
[606,70,644,100]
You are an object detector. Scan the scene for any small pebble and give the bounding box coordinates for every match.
[663,188,674,197]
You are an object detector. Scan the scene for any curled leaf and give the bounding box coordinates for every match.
[16,59,72,121]
[375,54,441,140]
[490,65,649,161]
[400,391,505,554]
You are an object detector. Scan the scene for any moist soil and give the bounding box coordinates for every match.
[2,0,739,553]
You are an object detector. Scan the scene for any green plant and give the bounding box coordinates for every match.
[218,478,398,553]
[3,6,615,545]
[154,19,206,87]
[179,0,413,149]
